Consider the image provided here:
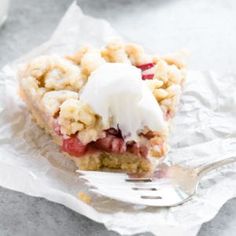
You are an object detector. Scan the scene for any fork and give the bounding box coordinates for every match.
[78,156,236,207]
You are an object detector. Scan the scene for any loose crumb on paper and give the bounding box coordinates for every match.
[77,191,92,204]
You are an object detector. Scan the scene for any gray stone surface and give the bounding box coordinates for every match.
[0,0,235,235]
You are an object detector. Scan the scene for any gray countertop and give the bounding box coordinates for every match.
[0,0,235,235]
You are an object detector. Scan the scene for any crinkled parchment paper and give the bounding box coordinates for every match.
[0,2,236,236]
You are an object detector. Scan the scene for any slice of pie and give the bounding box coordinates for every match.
[18,41,186,175]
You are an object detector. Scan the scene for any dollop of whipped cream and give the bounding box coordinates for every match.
[80,63,167,141]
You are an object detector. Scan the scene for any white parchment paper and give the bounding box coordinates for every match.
[0,2,236,236]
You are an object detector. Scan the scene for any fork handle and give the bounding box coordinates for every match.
[196,156,236,178]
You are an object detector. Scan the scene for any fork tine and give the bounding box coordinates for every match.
[79,173,184,206]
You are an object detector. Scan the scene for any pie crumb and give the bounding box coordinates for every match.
[77,191,92,204]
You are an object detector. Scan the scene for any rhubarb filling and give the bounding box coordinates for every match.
[137,63,155,80]
[59,127,150,160]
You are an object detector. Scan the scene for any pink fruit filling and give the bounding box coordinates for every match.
[142,74,154,80]
[62,136,88,157]
[136,63,155,80]
[58,127,148,159]
[137,63,155,71]
[54,121,62,136]
[94,133,126,154]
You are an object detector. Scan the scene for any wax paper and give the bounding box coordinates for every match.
[0,2,236,236]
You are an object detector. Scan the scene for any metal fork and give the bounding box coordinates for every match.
[78,156,236,207]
